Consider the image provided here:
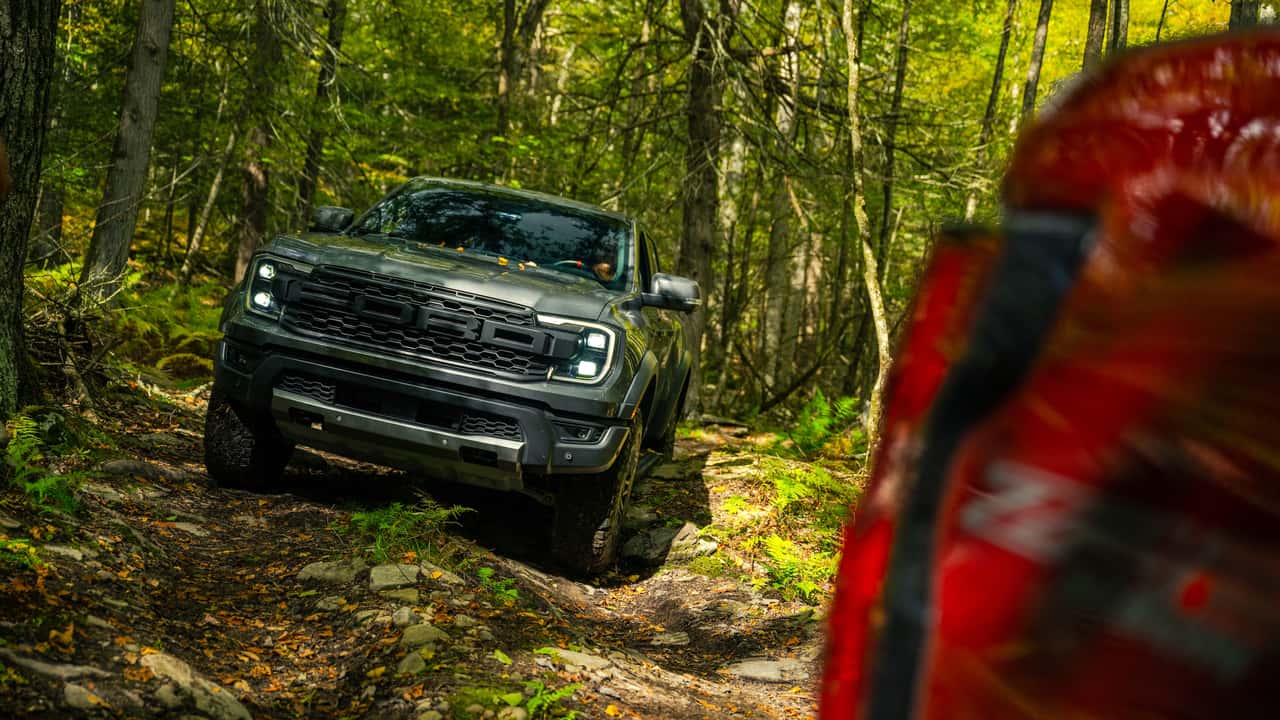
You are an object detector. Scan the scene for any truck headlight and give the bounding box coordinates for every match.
[539,315,618,384]
[245,255,312,319]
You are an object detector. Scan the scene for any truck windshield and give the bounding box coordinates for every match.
[349,181,631,291]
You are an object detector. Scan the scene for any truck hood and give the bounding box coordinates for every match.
[264,232,621,321]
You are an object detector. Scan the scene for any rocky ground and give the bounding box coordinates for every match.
[0,393,831,719]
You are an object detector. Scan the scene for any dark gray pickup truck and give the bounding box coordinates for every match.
[204,178,698,574]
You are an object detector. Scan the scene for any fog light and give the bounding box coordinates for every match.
[252,291,273,308]
[585,332,608,350]
[576,360,599,377]
[257,262,276,280]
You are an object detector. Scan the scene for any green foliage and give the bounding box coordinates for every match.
[449,681,579,720]
[523,680,581,720]
[783,390,865,459]
[756,534,837,605]
[340,497,470,563]
[476,566,520,605]
[3,412,88,515]
[761,457,859,537]
[0,538,42,571]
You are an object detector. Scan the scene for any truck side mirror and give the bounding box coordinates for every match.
[642,273,700,313]
[310,206,354,233]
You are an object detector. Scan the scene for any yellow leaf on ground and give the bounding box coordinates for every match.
[605,704,621,716]
[366,666,386,679]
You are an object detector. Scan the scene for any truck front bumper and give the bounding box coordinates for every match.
[214,332,631,493]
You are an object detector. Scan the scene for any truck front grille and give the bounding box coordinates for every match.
[280,267,552,380]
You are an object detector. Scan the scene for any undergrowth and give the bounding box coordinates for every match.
[3,410,93,515]
[339,496,471,563]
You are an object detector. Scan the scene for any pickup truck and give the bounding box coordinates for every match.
[205,177,698,575]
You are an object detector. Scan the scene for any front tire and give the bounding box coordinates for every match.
[550,410,642,577]
[204,387,293,490]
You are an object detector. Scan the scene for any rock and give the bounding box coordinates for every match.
[155,684,183,709]
[381,588,421,604]
[392,607,418,627]
[169,522,208,537]
[721,658,808,684]
[231,514,268,529]
[99,459,165,480]
[401,624,450,648]
[397,651,427,676]
[418,712,444,720]
[370,563,421,591]
[63,683,101,710]
[316,596,346,612]
[540,647,612,671]
[141,652,252,720]
[419,561,464,586]
[620,525,681,565]
[354,610,385,626]
[465,704,486,717]
[43,545,84,561]
[708,599,751,618]
[623,504,658,530]
[298,558,367,584]
[81,483,125,504]
[666,522,716,561]
[84,615,113,630]
[497,708,528,720]
[648,463,686,481]
[0,512,20,530]
[649,631,690,647]
[452,614,478,629]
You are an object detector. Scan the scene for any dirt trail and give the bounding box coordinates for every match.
[0,401,822,719]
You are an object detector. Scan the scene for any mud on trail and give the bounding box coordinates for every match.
[0,394,828,719]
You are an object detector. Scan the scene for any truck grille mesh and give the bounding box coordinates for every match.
[273,372,523,442]
[281,267,550,379]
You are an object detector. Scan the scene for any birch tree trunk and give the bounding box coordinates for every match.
[181,128,238,283]
[80,0,176,300]
[842,0,889,443]
[1021,0,1054,122]
[964,0,1017,222]
[0,0,60,419]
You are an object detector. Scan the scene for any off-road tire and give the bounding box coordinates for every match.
[551,410,642,577]
[204,387,293,490]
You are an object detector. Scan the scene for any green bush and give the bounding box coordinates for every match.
[759,534,837,604]
[341,497,470,563]
[4,413,87,515]
[781,390,867,459]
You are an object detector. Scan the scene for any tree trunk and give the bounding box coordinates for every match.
[764,1,802,388]
[1230,1,1261,28]
[182,128,237,282]
[234,0,283,283]
[80,0,175,300]
[1107,0,1129,53]
[964,0,1017,222]
[0,0,61,419]
[495,0,552,177]
[1021,0,1053,122]
[677,0,738,416]
[878,0,911,268]
[1156,0,1170,41]
[1083,0,1108,69]
[842,0,888,443]
[296,0,347,225]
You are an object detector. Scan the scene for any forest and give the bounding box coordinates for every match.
[0,1,1274,719]
[0,0,1251,427]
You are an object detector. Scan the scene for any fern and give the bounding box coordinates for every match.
[4,414,83,514]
